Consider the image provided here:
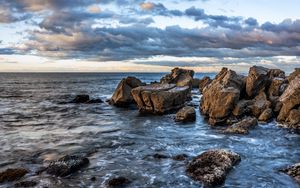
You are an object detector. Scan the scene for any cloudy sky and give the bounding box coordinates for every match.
[0,0,299,72]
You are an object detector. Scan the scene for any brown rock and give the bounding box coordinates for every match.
[288,68,300,82]
[107,177,130,187]
[232,100,253,117]
[199,76,212,93]
[258,108,273,122]
[131,84,190,114]
[186,149,240,186]
[249,91,271,118]
[160,67,194,88]
[172,154,188,161]
[0,168,28,183]
[268,77,286,97]
[246,66,270,98]
[280,163,300,183]
[110,77,144,106]
[268,68,285,79]
[278,75,300,122]
[175,106,196,122]
[286,109,300,128]
[224,117,258,134]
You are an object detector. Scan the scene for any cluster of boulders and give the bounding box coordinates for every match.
[200,66,300,134]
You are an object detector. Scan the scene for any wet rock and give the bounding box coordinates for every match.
[224,117,258,134]
[153,153,169,159]
[107,176,130,187]
[278,75,300,122]
[200,68,245,125]
[280,163,300,183]
[0,168,28,183]
[91,176,97,181]
[131,84,190,114]
[232,100,252,117]
[286,109,300,129]
[14,180,37,187]
[160,67,194,88]
[86,99,103,104]
[258,108,273,122]
[288,68,300,82]
[268,77,286,97]
[249,91,271,118]
[46,155,89,177]
[246,66,270,98]
[199,76,212,93]
[110,76,144,107]
[172,154,188,161]
[192,78,201,88]
[186,149,241,186]
[175,106,196,122]
[71,95,90,103]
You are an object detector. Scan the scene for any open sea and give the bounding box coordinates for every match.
[0,73,299,188]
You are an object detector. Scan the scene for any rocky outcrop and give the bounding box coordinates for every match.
[288,68,300,82]
[246,66,269,98]
[110,76,144,107]
[199,76,212,93]
[160,67,194,88]
[0,168,28,183]
[131,84,190,114]
[280,163,300,183]
[175,106,196,122]
[186,149,241,186]
[46,155,89,177]
[224,117,258,134]
[200,68,245,125]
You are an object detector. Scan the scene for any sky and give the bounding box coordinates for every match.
[0,0,299,72]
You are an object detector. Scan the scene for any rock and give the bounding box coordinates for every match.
[278,76,300,122]
[14,180,37,187]
[224,117,258,134]
[46,155,89,177]
[153,153,169,159]
[199,76,212,93]
[280,163,300,183]
[286,109,300,128]
[175,106,196,122]
[249,91,271,118]
[0,168,28,183]
[268,69,285,79]
[192,78,200,88]
[107,177,130,187]
[258,108,273,122]
[160,67,194,88]
[172,154,188,161]
[110,76,144,107]
[71,95,90,103]
[268,77,286,97]
[232,100,253,117]
[86,99,103,104]
[131,84,190,114]
[246,66,270,98]
[288,68,300,82]
[186,149,241,186]
[200,68,245,125]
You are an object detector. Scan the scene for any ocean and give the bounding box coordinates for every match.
[0,73,299,188]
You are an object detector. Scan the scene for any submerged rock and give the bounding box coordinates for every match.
[175,106,196,122]
[199,76,212,94]
[0,168,28,183]
[131,84,190,114]
[107,176,131,187]
[46,155,89,177]
[246,66,270,98]
[71,95,90,103]
[110,76,144,107]
[186,149,241,186]
[224,117,258,134]
[172,154,188,161]
[160,67,194,88]
[280,163,300,183]
[14,180,37,187]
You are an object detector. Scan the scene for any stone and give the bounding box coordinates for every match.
[86,99,103,104]
[268,68,285,79]
[268,77,286,97]
[131,84,190,114]
[153,153,169,159]
[258,108,273,122]
[186,149,241,186]
[199,76,212,93]
[224,117,258,134]
[192,78,200,88]
[46,155,89,177]
[278,76,300,122]
[172,154,188,161]
[160,67,194,88]
[246,66,270,98]
[175,106,196,122]
[0,168,28,183]
[280,163,300,183]
[71,95,90,103]
[110,76,143,107]
[249,91,271,118]
[286,109,300,128]
[288,68,300,82]
[200,68,245,125]
[14,180,37,187]
[107,177,130,187]
[232,100,253,117]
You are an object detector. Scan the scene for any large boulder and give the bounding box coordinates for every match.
[186,149,241,186]
[246,66,270,98]
[0,168,28,183]
[232,100,253,117]
[199,76,212,93]
[268,68,285,79]
[280,163,300,183]
[131,84,190,114]
[288,68,300,82]
[268,77,287,98]
[224,117,258,134]
[175,106,196,122]
[285,108,300,129]
[277,75,300,122]
[160,67,194,88]
[110,77,144,106]
[258,108,273,122]
[200,68,245,125]
[249,91,272,118]
[46,155,89,177]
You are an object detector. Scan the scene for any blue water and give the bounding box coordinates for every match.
[0,73,299,188]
